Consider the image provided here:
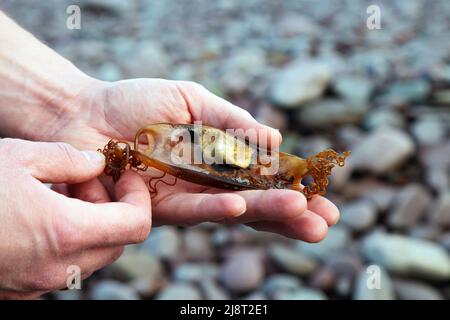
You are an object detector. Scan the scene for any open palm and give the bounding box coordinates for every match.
[52,78,339,242]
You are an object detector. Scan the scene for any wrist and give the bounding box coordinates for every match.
[0,11,104,141]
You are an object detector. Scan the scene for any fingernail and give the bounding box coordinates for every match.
[82,150,105,165]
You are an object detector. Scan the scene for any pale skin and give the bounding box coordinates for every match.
[0,12,339,299]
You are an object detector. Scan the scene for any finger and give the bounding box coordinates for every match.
[175,81,282,148]
[53,170,152,250]
[307,195,340,226]
[67,177,111,204]
[51,183,70,197]
[11,139,105,184]
[153,192,246,226]
[247,210,328,242]
[231,189,308,223]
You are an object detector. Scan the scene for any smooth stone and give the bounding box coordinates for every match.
[142,226,181,260]
[220,251,264,292]
[274,287,326,300]
[412,116,447,146]
[278,132,302,155]
[184,229,214,260]
[263,274,302,298]
[243,291,267,300]
[211,227,230,247]
[408,224,442,241]
[353,266,394,300]
[255,104,288,132]
[156,283,202,300]
[53,289,82,300]
[96,63,122,81]
[109,248,162,282]
[426,167,450,193]
[432,89,450,104]
[385,79,431,103]
[365,109,406,130]
[361,232,450,280]
[350,128,415,174]
[90,280,140,300]
[430,192,450,227]
[269,244,317,276]
[200,279,230,300]
[388,184,432,228]
[333,74,373,102]
[173,263,219,282]
[394,279,443,300]
[309,266,336,291]
[295,226,351,261]
[220,48,266,94]
[123,42,169,78]
[358,182,397,211]
[297,99,369,128]
[340,200,378,232]
[270,60,331,108]
[325,251,364,279]
[438,233,450,252]
[298,136,332,158]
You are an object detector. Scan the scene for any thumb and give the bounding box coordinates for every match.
[16,140,105,184]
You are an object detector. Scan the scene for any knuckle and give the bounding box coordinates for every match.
[181,80,205,93]
[51,213,79,256]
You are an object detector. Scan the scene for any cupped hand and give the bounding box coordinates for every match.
[49,78,339,242]
[0,138,151,299]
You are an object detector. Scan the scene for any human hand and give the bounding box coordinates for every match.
[45,78,339,242]
[0,138,151,299]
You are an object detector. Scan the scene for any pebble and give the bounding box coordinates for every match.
[350,128,415,174]
[408,225,442,241]
[412,116,447,146]
[430,192,450,227]
[332,74,373,102]
[173,263,219,282]
[340,200,378,232]
[438,233,450,252]
[90,280,140,300]
[273,287,326,300]
[353,266,394,300]
[385,79,431,103]
[361,232,450,280]
[184,229,214,260]
[123,42,170,78]
[295,226,351,261]
[108,248,164,296]
[388,184,432,228]
[142,226,181,260]
[393,279,443,300]
[220,251,264,292]
[297,99,369,128]
[270,60,331,108]
[365,109,406,130]
[269,244,317,276]
[309,266,336,291]
[262,274,302,298]
[156,283,202,300]
[255,104,288,131]
[200,279,230,300]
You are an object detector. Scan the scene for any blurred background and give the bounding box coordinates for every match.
[1,0,450,300]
